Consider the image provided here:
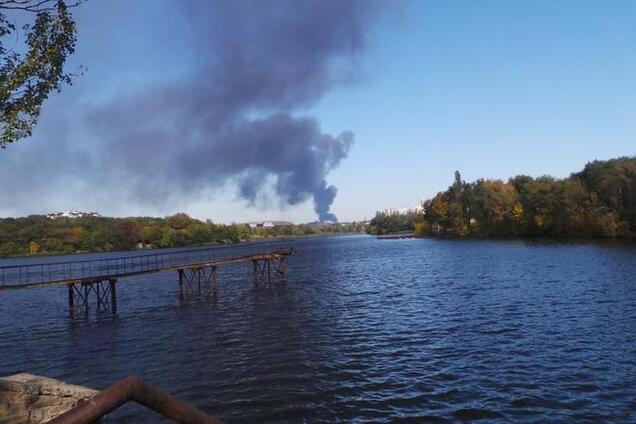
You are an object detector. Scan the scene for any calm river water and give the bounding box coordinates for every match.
[1,235,636,423]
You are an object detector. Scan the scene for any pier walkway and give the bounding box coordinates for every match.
[0,242,295,314]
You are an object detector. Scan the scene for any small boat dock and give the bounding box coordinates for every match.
[377,233,416,239]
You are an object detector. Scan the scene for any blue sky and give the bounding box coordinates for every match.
[317,0,636,220]
[1,0,634,223]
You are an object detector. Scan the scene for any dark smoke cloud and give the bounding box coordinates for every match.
[0,0,390,220]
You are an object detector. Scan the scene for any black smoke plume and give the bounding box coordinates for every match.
[0,0,390,220]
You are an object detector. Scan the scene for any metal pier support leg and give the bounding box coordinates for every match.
[67,279,118,317]
[273,256,287,286]
[211,266,218,295]
[177,267,217,299]
[178,269,184,299]
[68,284,75,316]
[252,258,281,288]
[252,260,258,288]
[253,259,265,288]
[110,279,117,313]
[281,256,287,284]
[84,284,90,312]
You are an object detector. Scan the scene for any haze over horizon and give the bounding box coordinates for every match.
[0,0,634,224]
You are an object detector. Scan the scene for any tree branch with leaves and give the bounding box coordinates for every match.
[0,0,84,148]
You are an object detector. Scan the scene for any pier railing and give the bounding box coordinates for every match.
[0,241,292,289]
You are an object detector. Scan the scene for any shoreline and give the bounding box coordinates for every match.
[377,233,415,239]
[371,232,636,246]
[4,232,634,262]
[0,232,367,261]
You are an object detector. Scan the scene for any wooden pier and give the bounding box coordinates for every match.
[377,233,415,239]
[0,243,295,315]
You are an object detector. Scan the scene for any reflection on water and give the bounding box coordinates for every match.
[1,236,635,423]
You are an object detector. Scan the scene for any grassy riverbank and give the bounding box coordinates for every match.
[0,214,367,258]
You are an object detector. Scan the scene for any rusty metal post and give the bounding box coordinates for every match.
[281,256,287,285]
[252,260,258,288]
[211,266,218,295]
[68,284,74,316]
[84,283,90,312]
[96,282,102,310]
[47,376,222,424]
[273,256,286,286]
[110,279,117,313]
[178,269,184,299]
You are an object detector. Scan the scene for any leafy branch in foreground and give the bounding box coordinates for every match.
[0,0,85,148]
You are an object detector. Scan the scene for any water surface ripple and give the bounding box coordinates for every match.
[1,236,635,423]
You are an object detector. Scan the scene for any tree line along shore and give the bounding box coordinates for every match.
[368,157,635,239]
[0,214,366,258]
[1,156,634,258]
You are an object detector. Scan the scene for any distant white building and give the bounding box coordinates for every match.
[46,210,101,220]
[247,220,293,228]
[381,202,425,216]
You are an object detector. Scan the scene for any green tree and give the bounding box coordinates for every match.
[576,157,636,236]
[166,213,194,230]
[159,227,177,247]
[0,0,84,147]
[140,224,162,246]
[404,157,635,239]
[468,179,522,236]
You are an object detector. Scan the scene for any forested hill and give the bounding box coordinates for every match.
[0,214,366,257]
[369,156,636,238]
